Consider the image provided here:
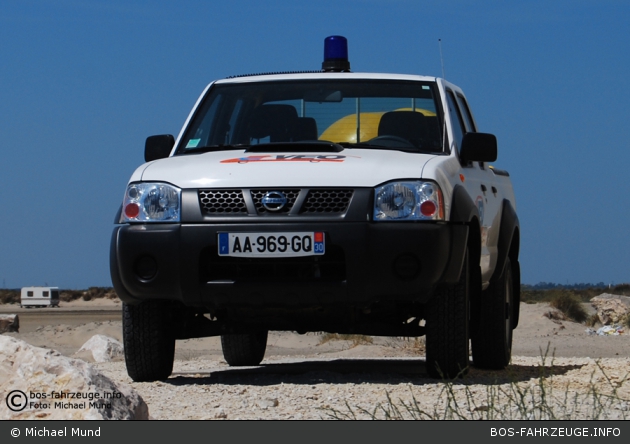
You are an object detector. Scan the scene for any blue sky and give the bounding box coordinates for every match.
[1,0,629,289]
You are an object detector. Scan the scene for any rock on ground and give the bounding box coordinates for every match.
[0,336,148,420]
[591,294,630,325]
[0,315,19,333]
[74,334,124,363]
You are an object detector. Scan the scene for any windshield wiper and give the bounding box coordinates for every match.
[337,141,432,154]
[337,142,381,149]
[245,141,344,153]
[179,144,250,155]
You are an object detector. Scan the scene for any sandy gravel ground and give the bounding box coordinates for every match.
[1,299,629,420]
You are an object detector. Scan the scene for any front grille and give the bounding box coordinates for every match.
[302,189,353,214]
[251,189,300,214]
[200,245,346,283]
[198,188,354,217]
[199,190,247,214]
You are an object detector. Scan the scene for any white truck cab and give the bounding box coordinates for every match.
[111,36,520,382]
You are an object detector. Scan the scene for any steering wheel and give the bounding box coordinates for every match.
[366,135,416,149]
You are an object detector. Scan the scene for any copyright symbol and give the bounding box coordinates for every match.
[11,428,20,437]
[6,390,28,412]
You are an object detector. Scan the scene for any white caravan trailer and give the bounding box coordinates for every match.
[20,287,60,308]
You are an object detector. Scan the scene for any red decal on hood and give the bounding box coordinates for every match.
[221,154,349,164]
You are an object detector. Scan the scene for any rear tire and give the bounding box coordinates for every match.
[221,331,268,366]
[425,249,470,379]
[123,301,175,382]
[472,257,514,369]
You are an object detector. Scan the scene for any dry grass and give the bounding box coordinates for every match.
[384,337,426,355]
[318,333,374,347]
[586,313,600,328]
[60,287,117,302]
[322,350,630,420]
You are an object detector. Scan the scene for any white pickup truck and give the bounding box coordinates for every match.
[110,36,520,381]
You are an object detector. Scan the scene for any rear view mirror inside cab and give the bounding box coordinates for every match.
[303,89,343,102]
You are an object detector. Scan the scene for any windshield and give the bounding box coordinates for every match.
[177,79,444,154]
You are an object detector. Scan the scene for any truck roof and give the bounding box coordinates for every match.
[215,71,440,84]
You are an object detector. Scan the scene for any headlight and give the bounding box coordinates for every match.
[374,181,444,221]
[122,182,181,222]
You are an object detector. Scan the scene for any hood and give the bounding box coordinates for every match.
[137,149,439,188]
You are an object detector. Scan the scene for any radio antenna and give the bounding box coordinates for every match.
[438,39,446,79]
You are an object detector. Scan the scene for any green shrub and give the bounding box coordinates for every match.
[60,290,83,302]
[549,291,588,323]
[521,283,630,304]
[0,290,19,304]
[612,283,630,295]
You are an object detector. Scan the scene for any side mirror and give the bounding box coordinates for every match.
[145,134,175,162]
[459,132,497,163]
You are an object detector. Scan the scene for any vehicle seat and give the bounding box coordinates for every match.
[424,116,442,151]
[247,105,299,143]
[377,111,429,149]
[297,117,318,141]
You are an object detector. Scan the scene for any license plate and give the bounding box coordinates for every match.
[218,232,325,257]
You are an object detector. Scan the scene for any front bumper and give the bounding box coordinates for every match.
[110,221,468,309]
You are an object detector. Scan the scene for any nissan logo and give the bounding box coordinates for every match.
[261,191,288,212]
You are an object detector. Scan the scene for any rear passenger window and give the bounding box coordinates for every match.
[456,94,476,133]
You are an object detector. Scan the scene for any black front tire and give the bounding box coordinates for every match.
[472,257,514,369]
[221,331,268,366]
[123,301,176,382]
[425,249,470,379]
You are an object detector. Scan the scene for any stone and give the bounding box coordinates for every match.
[543,310,565,324]
[75,335,124,363]
[0,336,148,420]
[591,294,630,325]
[0,315,19,333]
[257,397,279,409]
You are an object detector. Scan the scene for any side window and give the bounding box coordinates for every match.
[456,94,476,133]
[446,91,465,151]
[456,93,486,168]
